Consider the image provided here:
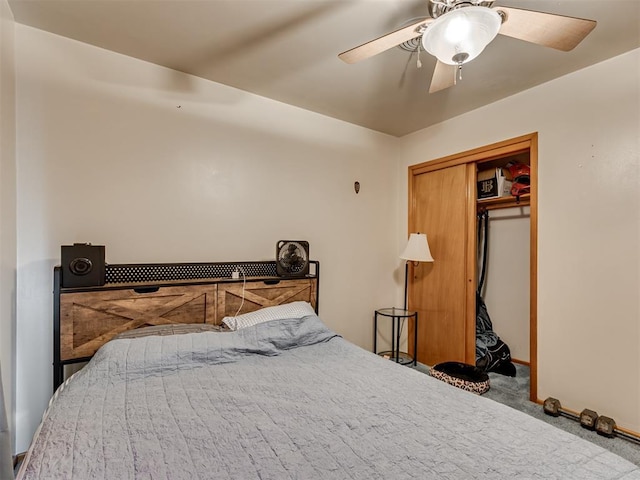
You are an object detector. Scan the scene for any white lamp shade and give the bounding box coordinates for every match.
[400,233,434,262]
[421,6,502,66]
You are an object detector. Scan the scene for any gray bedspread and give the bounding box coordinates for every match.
[19,315,640,479]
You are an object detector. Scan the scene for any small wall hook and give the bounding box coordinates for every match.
[354,181,360,194]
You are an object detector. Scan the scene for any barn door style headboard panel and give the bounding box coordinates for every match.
[53,260,319,390]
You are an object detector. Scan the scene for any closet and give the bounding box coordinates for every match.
[407,133,538,401]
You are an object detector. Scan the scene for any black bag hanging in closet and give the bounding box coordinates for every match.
[475,210,516,377]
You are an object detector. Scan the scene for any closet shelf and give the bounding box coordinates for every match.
[477,193,530,210]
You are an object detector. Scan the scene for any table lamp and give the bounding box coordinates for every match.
[400,233,434,310]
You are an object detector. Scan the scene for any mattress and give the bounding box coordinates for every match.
[18,315,640,479]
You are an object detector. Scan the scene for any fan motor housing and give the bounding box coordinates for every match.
[429,0,495,18]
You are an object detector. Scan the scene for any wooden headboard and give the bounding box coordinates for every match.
[53,261,319,390]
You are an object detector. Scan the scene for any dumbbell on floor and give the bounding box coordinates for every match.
[595,415,617,438]
[543,397,579,421]
[579,408,598,430]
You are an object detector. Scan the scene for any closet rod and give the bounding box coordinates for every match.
[489,213,530,221]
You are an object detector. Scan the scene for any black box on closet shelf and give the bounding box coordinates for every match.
[477,168,513,199]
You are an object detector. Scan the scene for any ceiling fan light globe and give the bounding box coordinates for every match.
[421,6,501,65]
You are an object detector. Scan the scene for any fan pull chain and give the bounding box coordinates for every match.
[454,64,463,85]
[416,43,422,69]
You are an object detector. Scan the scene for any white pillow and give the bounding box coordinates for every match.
[222,301,315,331]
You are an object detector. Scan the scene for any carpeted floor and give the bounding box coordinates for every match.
[416,362,640,466]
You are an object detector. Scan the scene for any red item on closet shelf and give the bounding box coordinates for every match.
[507,163,530,197]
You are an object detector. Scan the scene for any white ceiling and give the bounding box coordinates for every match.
[8,0,640,137]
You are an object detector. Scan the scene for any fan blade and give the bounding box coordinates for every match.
[339,18,432,64]
[495,6,596,52]
[429,61,456,93]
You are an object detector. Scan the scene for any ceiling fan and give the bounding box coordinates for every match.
[338,0,596,93]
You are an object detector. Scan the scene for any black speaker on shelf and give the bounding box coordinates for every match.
[61,243,106,288]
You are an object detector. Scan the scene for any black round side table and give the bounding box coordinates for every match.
[373,307,418,366]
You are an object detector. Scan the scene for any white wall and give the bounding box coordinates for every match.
[14,25,401,452]
[0,0,16,453]
[482,206,530,363]
[399,49,640,432]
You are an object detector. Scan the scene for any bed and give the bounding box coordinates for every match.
[17,262,640,479]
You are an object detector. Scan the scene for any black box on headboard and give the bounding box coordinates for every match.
[61,243,106,288]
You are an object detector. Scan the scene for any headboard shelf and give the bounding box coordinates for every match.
[53,260,319,391]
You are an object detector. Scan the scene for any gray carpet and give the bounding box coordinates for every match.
[416,363,640,466]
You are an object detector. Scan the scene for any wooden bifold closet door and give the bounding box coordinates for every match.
[408,163,475,366]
